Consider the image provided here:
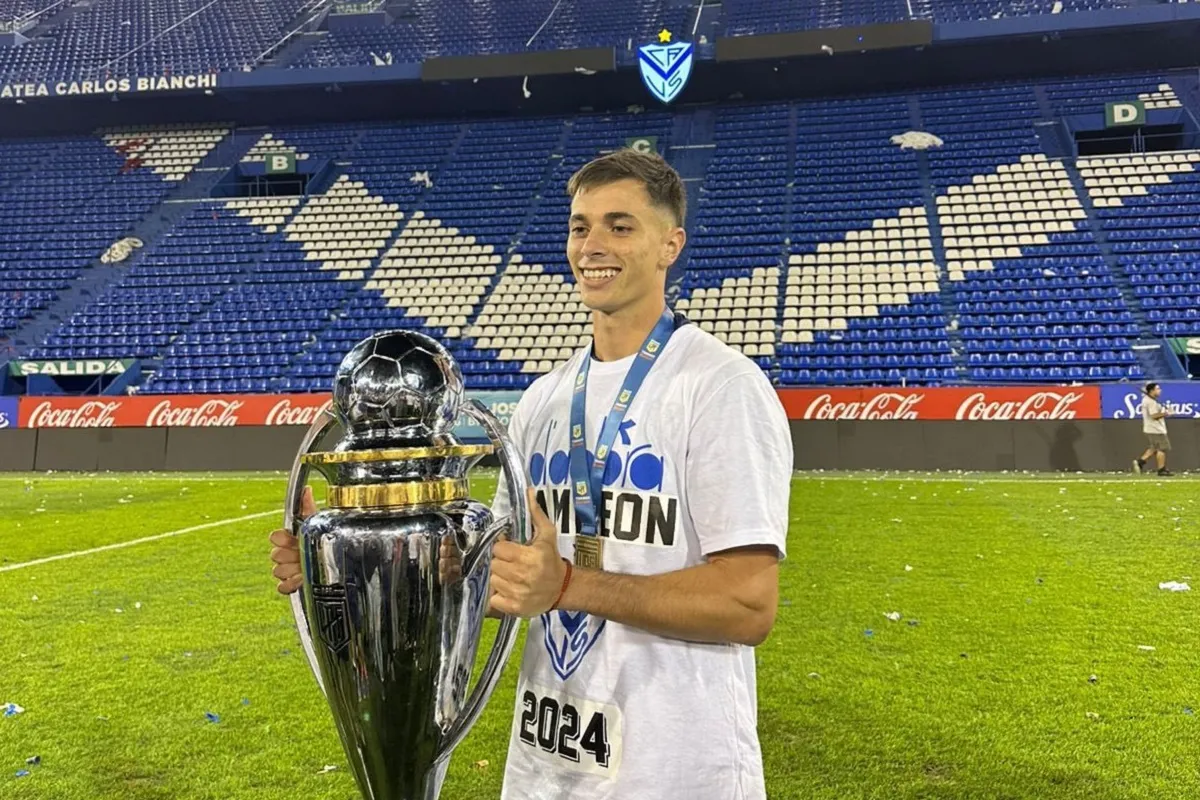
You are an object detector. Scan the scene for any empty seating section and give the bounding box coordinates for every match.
[473,112,673,382]
[297,0,692,68]
[917,0,1132,23]
[420,119,566,388]
[1043,74,1184,116]
[294,19,425,68]
[0,0,312,84]
[100,124,229,182]
[779,98,950,386]
[923,85,1140,382]
[723,0,909,34]
[0,136,56,333]
[34,197,291,367]
[283,122,463,391]
[677,105,782,370]
[1084,150,1200,337]
[0,0,44,27]
[1,137,169,338]
[721,0,1133,32]
[242,132,313,165]
[148,196,346,394]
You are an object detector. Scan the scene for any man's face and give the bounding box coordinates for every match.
[1151,386,1162,399]
[566,178,684,315]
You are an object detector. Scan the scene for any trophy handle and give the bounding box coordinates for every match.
[433,399,529,764]
[462,398,530,545]
[284,409,338,698]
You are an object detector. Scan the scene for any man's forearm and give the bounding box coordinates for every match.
[557,556,777,647]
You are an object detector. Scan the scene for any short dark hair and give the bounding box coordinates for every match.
[566,149,687,227]
[1145,382,1160,395]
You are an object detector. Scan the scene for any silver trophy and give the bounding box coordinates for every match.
[283,330,529,800]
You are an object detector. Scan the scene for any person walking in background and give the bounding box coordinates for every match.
[1134,382,1173,476]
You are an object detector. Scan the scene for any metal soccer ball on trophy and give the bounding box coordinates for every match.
[282,330,529,800]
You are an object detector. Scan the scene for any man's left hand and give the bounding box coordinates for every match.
[490,487,567,618]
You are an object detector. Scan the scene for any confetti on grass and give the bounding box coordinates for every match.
[3,703,24,717]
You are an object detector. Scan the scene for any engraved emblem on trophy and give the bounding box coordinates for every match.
[282,330,529,800]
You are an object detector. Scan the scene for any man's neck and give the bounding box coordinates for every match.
[590,298,667,362]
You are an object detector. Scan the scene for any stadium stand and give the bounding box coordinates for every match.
[0,0,315,84]
[1086,149,1200,338]
[925,78,1147,383]
[296,0,694,69]
[0,0,1172,78]
[778,97,952,386]
[721,0,1136,35]
[0,133,185,339]
[0,0,44,27]
[5,69,1199,391]
[679,104,785,372]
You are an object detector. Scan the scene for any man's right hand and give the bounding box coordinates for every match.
[269,485,317,595]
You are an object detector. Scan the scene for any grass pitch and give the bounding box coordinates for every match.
[0,471,1197,799]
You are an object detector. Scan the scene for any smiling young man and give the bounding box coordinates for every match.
[269,149,792,799]
[485,149,793,799]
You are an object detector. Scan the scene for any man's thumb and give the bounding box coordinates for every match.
[300,485,318,519]
[526,487,556,547]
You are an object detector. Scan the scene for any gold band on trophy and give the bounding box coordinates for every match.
[573,535,604,569]
[303,444,493,466]
[326,478,470,509]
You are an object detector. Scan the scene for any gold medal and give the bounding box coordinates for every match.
[573,535,604,569]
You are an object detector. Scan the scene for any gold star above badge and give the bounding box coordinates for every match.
[657,28,672,43]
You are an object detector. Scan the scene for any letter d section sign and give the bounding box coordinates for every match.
[1105,101,1145,127]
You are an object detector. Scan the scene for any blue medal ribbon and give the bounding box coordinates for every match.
[568,308,679,539]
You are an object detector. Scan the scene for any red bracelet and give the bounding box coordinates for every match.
[551,557,572,610]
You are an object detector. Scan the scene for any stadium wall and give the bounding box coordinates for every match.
[0,421,1196,473]
[2,386,1197,472]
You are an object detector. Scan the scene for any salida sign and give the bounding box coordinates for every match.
[10,359,134,377]
[777,386,1101,421]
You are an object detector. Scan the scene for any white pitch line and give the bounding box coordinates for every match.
[0,509,280,573]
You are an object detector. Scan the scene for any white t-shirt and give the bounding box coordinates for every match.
[1143,396,1167,435]
[490,323,793,800]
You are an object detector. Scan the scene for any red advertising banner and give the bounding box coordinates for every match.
[19,394,333,428]
[776,386,1102,421]
[16,386,1103,428]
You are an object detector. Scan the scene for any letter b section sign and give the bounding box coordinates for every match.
[265,152,297,174]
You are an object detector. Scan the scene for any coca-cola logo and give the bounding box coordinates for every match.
[804,392,923,420]
[28,400,121,428]
[955,391,1084,421]
[265,398,333,426]
[145,399,243,427]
